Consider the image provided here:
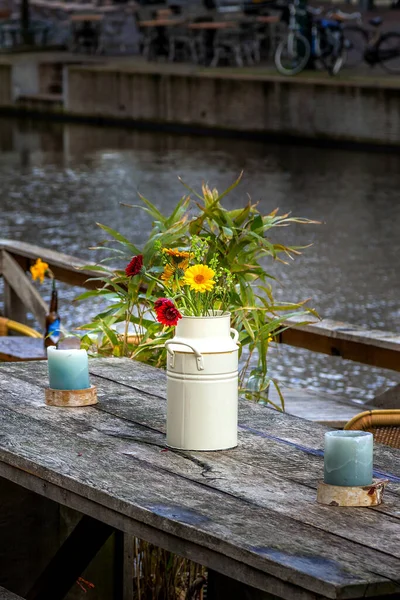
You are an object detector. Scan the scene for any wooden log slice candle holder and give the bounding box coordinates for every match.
[45,385,97,407]
[317,478,388,507]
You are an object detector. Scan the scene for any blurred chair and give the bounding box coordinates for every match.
[239,21,268,64]
[190,16,213,64]
[140,26,158,60]
[168,25,197,62]
[0,317,42,338]
[344,410,400,450]
[211,28,244,67]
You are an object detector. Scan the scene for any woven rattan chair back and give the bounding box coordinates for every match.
[344,410,400,449]
[0,317,8,336]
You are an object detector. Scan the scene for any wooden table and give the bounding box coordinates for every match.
[70,13,103,22]
[0,358,399,599]
[0,339,376,426]
[256,15,280,24]
[188,21,236,30]
[138,19,184,27]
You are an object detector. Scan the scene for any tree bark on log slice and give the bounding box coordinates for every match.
[317,479,388,507]
[45,386,97,407]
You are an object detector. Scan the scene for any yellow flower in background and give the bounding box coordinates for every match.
[161,264,175,283]
[162,249,190,284]
[161,259,190,284]
[183,265,215,293]
[163,248,191,263]
[30,258,49,284]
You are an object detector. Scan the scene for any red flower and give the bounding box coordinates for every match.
[125,255,143,277]
[155,299,182,327]
[154,297,169,311]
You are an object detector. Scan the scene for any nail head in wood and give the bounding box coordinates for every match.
[317,478,388,507]
[45,385,98,407]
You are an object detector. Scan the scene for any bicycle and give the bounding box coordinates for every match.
[274,2,347,76]
[340,13,400,73]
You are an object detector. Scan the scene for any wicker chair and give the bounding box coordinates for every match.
[0,317,42,338]
[344,410,400,450]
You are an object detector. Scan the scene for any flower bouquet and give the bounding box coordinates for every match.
[78,175,318,414]
[125,236,235,326]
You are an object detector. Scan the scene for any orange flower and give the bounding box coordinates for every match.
[163,248,191,260]
[161,254,190,284]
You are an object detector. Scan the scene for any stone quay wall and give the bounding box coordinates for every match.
[0,63,12,107]
[65,66,400,147]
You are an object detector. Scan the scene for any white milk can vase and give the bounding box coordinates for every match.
[165,311,239,451]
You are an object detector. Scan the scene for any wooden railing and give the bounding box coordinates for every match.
[0,239,104,329]
[1,239,400,381]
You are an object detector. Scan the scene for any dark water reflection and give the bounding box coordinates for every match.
[1,118,399,402]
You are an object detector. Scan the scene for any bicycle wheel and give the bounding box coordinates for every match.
[327,47,347,75]
[318,28,347,75]
[274,32,311,76]
[342,25,367,67]
[378,32,400,74]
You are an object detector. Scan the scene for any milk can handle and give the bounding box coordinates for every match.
[165,340,204,371]
[230,328,239,344]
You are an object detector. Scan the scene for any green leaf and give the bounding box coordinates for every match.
[97,223,140,255]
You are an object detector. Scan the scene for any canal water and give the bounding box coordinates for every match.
[1,118,399,403]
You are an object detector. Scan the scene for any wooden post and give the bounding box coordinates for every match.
[3,280,27,325]
[1,250,48,329]
[0,477,60,598]
[114,532,134,600]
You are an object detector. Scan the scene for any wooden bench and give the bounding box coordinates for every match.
[0,586,24,599]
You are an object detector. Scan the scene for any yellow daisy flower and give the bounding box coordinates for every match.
[161,264,175,282]
[183,265,215,293]
[30,258,49,284]
[161,258,190,284]
[163,248,190,258]
[163,248,191,264]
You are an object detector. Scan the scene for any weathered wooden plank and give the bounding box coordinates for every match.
[0,340,368,424]
[0,461,329,600]
[2,250,48,328]
[279,316,400,372]
[0,239,105,290]
[1,362,400,600]
[2,363,400,550]
[3,280,27,325]
[6,358,398,496]
[0,586,24,600]
[207,570,279,600]
[0,406,398,600]
[268,386,375,427]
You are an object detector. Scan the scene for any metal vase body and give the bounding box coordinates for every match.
[165,312,239,451]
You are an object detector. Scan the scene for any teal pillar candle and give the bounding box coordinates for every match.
[324,431,373,487]
[47,347,91,391]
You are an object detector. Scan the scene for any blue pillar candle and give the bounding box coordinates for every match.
[47,347,91,391]
[324,431,373,487]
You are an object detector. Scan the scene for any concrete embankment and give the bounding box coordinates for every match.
[1,57,400,148]
[0,63,12,106]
